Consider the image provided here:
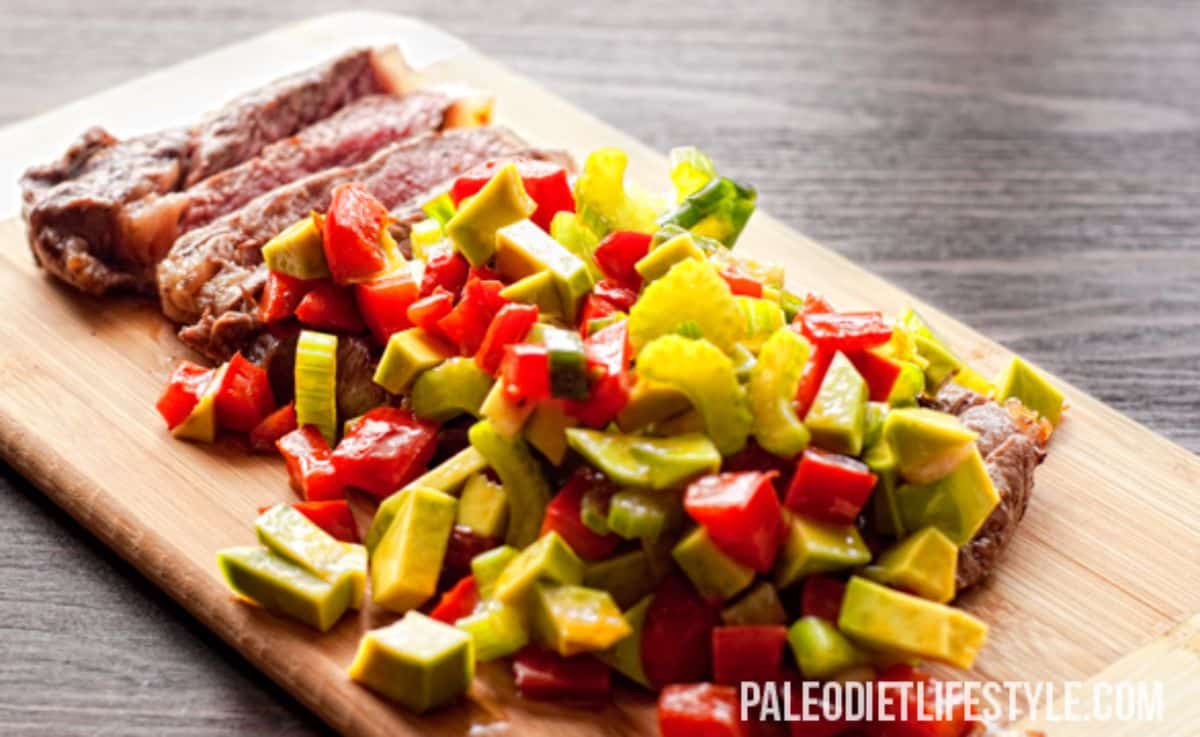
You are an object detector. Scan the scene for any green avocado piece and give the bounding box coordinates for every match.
[895,446,999,546]
[635,231,706,282]
[456,599,529,661]
[254,504,367,609]
[914,335,962,391]
[478,380,536,439]
[456,473,509,540]
[565,428,721,490]
[261,215,329,279]
[469,419,552,547]
[995,355,1064,426]
[411,357,494,423]
[525,400,577,466]
[496,219,594,321]
[500,271,565,319]
[493,531,584,609]
[607,488,684,542]
[787,616,870,679]
[366,448,487,554]
[371,487,457,613]
[865,441,905,538]
[838,576,988,669]
[887,361,925,407]
[864,402,888,449]
[720,581,788,626]
[673,526,756,601]
[804,351,868,456]
[217,546,352,632]
[471,545,519,599]
[616,379,693,433]
[348,611,474,713]
[374,328,455,395]
[882,407,978,484]
[774,511,872,589]
[445,162,536,266]
[532,583,632,656]
[172,364,225,443]
[583,550,656,609]
[596,595,652,688]
[863,527,958,604]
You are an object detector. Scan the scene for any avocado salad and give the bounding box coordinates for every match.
[155,144,1064,734]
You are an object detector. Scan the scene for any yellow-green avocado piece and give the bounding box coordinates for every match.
[634,231,705,282]
[596,595,652,688]
[172,363,226,443]
[883,407,978,484]
[216,546,352,632]
[374,327,455,395]
[348,611,474,713]
[255,504,367,608]
[444,162,536,266]
[456,473,509,540]
[672,526,755,601]
[493,531,584,611]
[863,527,958,604]
[495,219,594,321]
[895,446,999,546]
[995,355,1064,426]
[261,215,329,279]
[371,487,457,613]
[365,447,487,553]
[532,583,632,656]
[787,616,870,680]
[720,581,788,626]
[773,510,871,589]
[411,356,495,423]
[804,351,868,456]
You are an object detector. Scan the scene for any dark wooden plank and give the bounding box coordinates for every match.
[1,1,1198,735]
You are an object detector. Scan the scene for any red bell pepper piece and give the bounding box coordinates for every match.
[540,468,620,561]
[800,575,847,623]
[406,288,455,338]
[353,271,419,344]
[512,648,611,701]
[565,320,632,427]
[442,524,501,580]
[257,500,358,543]
[212,352,275,433]
[578,293,622,331]
[429,575,480,625]
[794,346,834,420]
[868,665,974,737]
[801,292,835,316]
[450,159,575,232]
[155,361,215,431]
[249,402,298,453]
[785,449,877,525]
[276,426,343,501]
[420,249,471,297]
[584,320,631,376]
[438,277,508,355]
[712,626,789,685]
[684,472,783,573]
[718,266,764,299]
[800,311,893,353]
[501,343,551,403]
[642,575,721,688]
[258,271,319,323]
[323,182,389,284]
[330,406,439,499]
[659,683,749,737]
[594,231,651,288]
[475,303,539,374]
[846,350,904,402]
[592,279,638,312]
[295,282,366,333]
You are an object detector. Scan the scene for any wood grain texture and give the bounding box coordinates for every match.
[1,3,1198,736]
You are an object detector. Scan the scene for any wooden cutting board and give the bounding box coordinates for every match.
[1,12,1197,737]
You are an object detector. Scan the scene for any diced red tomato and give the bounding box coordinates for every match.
[540,468,620,561]
[155,361,214,431]
[659,683,749,737]
[276,426,344,501]
[712,626,789,685]
[476,303,539,374]
[353,271,419,344]
[578,293,622,331]
[592,279,638,312]
[406,288,455,338]
[684,472,783,573]
[323,183,389,284]
[294,282,365,333]
[450,159,575,232]
[212,352,275,432]
[512,648,611,701]
[785,450,877,525]
[846,350,904,402]
[800,311,892,353]
[442,525,500,580]
[719,266,764,298]
[800,575,847,623]
[594,231,651,288]
[438,277,508,355]
[794,346,834,419]
[642,575,721,688]
[429,575,480,624]
[256,500,358,543]
[330,407,439,499]
[868,665,974,737]
[249,402,298,453]
[565,321,632,428]
[258,271,320,323]
[420,250,471,297]
[501,344,551,403]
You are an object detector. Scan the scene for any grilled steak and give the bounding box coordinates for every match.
[20,47,411,296]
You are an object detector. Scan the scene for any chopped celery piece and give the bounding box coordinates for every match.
[261,215,329,279]
[596,595,651,688]
[732,343,757,383]
[669,146,717,202]
[365,448,488,553]
[747,327,813,458]
[217,546,352,632]
[573,147,661,236]
[472,545,519,599]
[607,488,683,542]
[737,297,786,354]
[778,288,804,321]
[348,611,474,713]
[371,487,457,613]
[469,419,552,547]
[410,357,494,423]
[445,162,536,266]
[374,327,455,395]
[496,219,594,321]
[634,232,705,282]
[421,191,457,227]
[863,527,958,604]
[294,330,338,444]
[658,175,757,247]
[672,526,755,601]
[525,400,577,466]
[721,581,788,626]
[628,259,744,355]
[457,473,508,540]
[805,351,868,456]
[637,334,752,455]
[534,325,589,400]
[549,211,603,281]
[409,219,444,254]
[456,599,528,661]
[583,550,656,609]
[774,510,872,589]
[533,583,632,656]
[493,531,584,608]
[953,363,996,398]
[788,616,870,680]
[478,380,536,438]
[255,504,365,607]
[995,355,1064,426]
[895,446,999,546]
[565,428,721,490]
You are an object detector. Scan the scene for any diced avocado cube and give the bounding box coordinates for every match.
[469,419,552,548]
[348,611,474,713]
[634,232,705,282]
[882,407,978,484]
[421,191,457,227]
[411,357,494,423]
[616,379,693,433]
[995,355,1064,426]
[607,488,684,542]
[173,364,226,443]
[365,448,488,554]
[863,527,958,604]
[331,543,368,610]
[531,324,590,401]
[216,546,352,632]
[456,599,529,661]
[565,428,721,490]
[838,576,988,669]
[887,361,925,408]
[952,363,995,398]
[583,550,656,609]
[914,334,961,391]
[374,328,455,395]
[496,219,594,321]
[445,162,536,266]
[478,379,536,439]
[525,400,577,466]
[895,446,999,546]
[774,511,872,589]
[255,504,366,608]
[371,487,457,613]
[261,215,329,279]
[471,545,519,599]
[500,271,564,319]
[721,581,788,626]
[493,531,584,609]
[863,402,888,449]
[533,583,632,656]
[672,526,755,601]
[595,595,652,688]
[787,616,870,679]
[457,473,509,540]
[865,441,905,538]
[409,218,444,256]
[804,351,868,456]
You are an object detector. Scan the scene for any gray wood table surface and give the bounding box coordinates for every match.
[2,1,1199,735]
